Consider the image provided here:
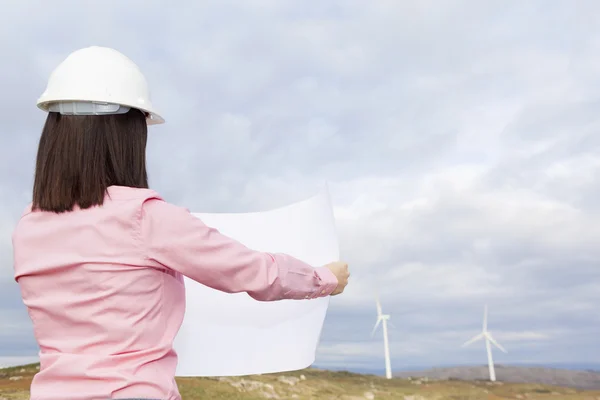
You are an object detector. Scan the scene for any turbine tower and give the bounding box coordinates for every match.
[462,304,507,382]
[371,297,392,379]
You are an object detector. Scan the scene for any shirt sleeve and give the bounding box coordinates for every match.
[140,197,339,301]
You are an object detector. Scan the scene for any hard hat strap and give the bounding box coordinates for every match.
[47,101,131,116]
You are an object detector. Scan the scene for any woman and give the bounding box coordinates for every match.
[12,46,350,400]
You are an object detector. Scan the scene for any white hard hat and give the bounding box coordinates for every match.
[37,46,164,125]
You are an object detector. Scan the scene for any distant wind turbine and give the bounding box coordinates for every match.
[462,304,507,382]
[371,297,392,379]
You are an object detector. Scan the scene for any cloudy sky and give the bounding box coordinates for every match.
[1,0,599,372]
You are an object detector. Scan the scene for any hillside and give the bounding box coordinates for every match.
[395,365,600,390]
[1,363,600,400]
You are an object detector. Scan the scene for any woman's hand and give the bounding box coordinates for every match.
[325,261,350,296]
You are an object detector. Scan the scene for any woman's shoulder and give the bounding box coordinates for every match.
[19,203,33,218]
[108,186,190,216]
[106,185,163,201]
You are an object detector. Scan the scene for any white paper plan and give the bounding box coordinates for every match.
[173,188,339,377]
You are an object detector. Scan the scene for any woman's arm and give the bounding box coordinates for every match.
[140,197,339,301]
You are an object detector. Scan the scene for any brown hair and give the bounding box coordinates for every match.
[32,109,149,213]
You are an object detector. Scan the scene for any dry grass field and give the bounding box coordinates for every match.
[1,363,600,400]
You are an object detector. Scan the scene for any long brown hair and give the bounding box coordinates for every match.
[32,109,149,213]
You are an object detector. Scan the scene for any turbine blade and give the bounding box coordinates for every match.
[486,333,507,353]
[376,297,382,316]
[462,333,484,347]
[483,304,488,332]
[371,318,382,337]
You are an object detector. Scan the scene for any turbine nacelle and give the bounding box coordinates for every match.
[371,314,391,336]
[462,331,507,353]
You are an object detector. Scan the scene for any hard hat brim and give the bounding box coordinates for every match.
[37,98,165,126]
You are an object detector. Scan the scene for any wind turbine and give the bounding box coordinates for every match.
[462,304,507,382]
[371,297,392,379]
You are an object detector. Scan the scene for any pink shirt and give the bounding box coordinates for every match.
[12,186,338,400]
